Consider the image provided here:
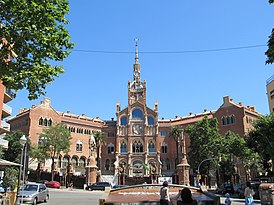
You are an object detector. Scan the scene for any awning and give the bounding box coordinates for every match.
[0,159,21,166]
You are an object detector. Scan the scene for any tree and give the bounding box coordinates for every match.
[185,117,223,171]
[92,131,106,169]
[3,131,30,163]
[2,167,18,191]
[37,123,72,180]
[169,126,183,165]
[0,0,74,100]
[265,0,274,64]
[221,131,261,182]
[247,112,274,176]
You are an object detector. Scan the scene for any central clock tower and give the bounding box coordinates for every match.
[115,39,161,181]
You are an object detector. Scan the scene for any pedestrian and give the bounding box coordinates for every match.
[159,181,170,205]
[244,181,255,205]
[176,187,197,205]
[224,193,231,205]
[69,182,73,191]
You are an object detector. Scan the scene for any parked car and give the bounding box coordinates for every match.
[45,181,61,189]
[223,182,235,195]
[17,183,49,205]
[234,183,245,196]
[85,182,111,191]
[216,182,234,195]
[36,180,49,184]
[112,185,127,189]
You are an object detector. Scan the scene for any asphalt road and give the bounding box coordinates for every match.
[41,187,263,205]
[45,187,105,205]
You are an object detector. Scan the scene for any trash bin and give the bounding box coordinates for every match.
[259,183,274,205]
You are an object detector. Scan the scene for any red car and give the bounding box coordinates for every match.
[45,181,61,189]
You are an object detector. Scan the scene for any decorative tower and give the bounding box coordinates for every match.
[128,37,146,106]
[86,134,98,185]
[177,131,190,185]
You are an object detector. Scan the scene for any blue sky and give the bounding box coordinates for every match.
[9,0,274,120]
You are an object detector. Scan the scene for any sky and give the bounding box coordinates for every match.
[9,0,274,121]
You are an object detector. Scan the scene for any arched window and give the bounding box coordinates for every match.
[62,157,69,168]
[76,140,83,152]
[120,116,127,126]
[71,157,77,167]
[226,116,231,125]
[148,116,154,125]
[105,159,110,171]
[132,109,143,120]
[148,140,155,152]
[39,117,43,125]
[120,141,127,153]
[132,140,143,153]
[161,143,168,153]
[43,118,48,126]
[231,115,235,124]
[222,116,226,125]
[107,143,115,154]
[48,119,52,126]
[79,158,85,168]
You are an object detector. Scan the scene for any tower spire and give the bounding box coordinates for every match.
[135,37,139,64]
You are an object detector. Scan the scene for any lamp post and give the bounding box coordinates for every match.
[15,135,27,205]
[197,157,220,187]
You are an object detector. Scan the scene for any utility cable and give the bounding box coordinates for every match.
[72,44,266,54]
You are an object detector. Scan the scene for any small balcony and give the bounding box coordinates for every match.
[0,134,9,149]
[0,120,10,134]
[2,103,12,118]
[4,88,16,103]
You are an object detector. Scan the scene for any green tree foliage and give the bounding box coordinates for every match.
[3,131,30,163]
[247,112,274,173]
[0,0,74,99]
[37,123,72,180]
[221,131,261,180]
[185,117,260,181]
[2,167,18,191]
[265,0,274,64]
[185,117,223,172]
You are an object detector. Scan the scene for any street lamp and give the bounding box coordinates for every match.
[15,135,27,205]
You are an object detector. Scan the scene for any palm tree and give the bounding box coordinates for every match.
[92,131,106,169]
[170,126,183,166]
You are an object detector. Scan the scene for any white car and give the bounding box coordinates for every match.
[18,183,49,205]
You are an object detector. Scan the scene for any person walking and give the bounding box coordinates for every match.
[244,181,255,205]
[160,181,170,205]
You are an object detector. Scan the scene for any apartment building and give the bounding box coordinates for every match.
[266,74,274,113]
[0,82,15,149]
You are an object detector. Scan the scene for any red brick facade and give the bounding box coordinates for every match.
[8,51,262,184]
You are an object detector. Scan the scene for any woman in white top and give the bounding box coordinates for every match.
[160,181,170,205]
[244,181,255,205]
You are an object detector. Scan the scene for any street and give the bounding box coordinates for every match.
[43,188,263,205]
[45,187,105,205]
